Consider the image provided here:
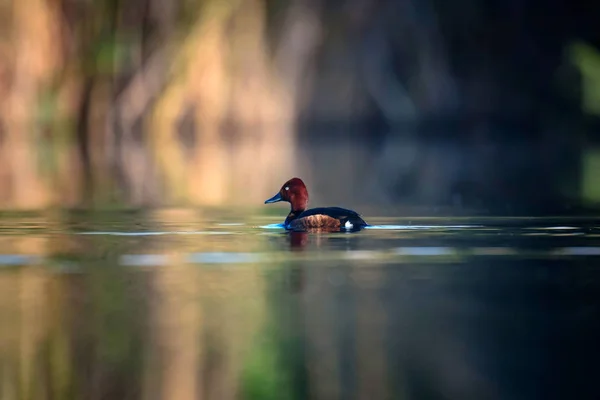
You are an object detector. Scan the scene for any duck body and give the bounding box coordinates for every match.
[265,178,368,233]
[285,207,367,232]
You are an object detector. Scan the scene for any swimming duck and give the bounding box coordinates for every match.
[264,177,368,232]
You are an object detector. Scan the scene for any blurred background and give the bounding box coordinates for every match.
[2,1,600,400]
[2,0,600,214]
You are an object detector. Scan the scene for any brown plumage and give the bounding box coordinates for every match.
[289,215,341,231]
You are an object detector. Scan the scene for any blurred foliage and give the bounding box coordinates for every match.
[568,42,600,204]
[569,41,600,116]
[0,0,598,213]
[0,0,301,209]
[582,149,600,204]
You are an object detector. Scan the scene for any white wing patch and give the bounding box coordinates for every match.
[344,220,353,230]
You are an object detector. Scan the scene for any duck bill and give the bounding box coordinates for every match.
[264,192,283,204]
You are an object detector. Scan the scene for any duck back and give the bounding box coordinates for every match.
[288,207,368,232]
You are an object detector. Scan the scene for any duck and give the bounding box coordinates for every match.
[264,177,368,232]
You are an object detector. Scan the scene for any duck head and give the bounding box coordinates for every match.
[264,177,309,212]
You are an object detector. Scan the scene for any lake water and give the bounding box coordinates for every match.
[0,210,599,400]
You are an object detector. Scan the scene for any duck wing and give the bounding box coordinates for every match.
[297,207,366,224]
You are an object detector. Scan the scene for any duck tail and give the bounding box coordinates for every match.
[350,215,368,228]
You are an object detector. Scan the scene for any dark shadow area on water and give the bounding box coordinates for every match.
[267,257,600,400]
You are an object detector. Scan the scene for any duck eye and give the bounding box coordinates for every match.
[285,186,289,191]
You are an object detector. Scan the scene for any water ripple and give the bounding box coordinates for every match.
[78,231,233,236]
[365,225,483,230]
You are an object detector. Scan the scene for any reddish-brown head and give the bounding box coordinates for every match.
[264,177,309,212]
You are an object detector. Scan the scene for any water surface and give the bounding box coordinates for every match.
[0,210,599,400]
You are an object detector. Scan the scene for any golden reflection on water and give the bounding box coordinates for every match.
[0,210,273,400]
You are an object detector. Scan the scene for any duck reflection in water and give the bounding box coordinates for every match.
[289,231,309,250]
